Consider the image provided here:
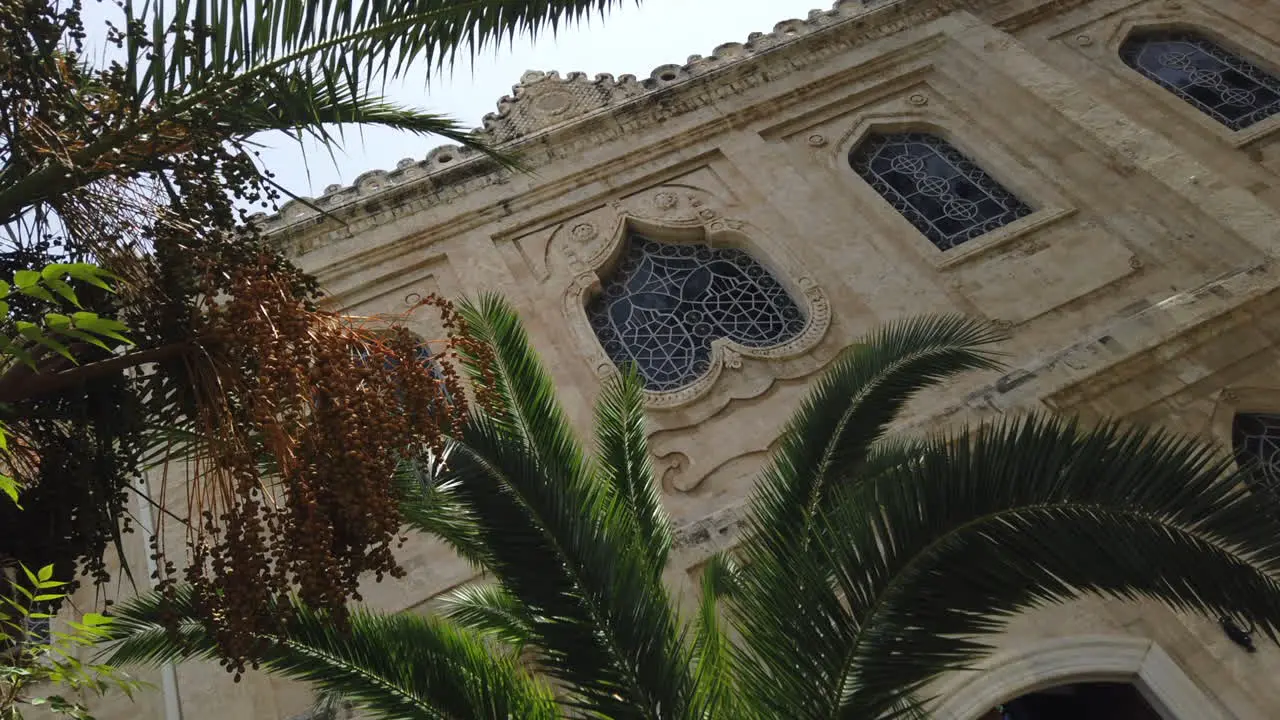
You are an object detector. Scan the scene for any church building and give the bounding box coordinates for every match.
[88,0,1280,717]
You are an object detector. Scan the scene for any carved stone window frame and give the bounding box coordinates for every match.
[1092,11,1280,148]
[836,112,1075,270]
[1203,386,1280,509]
[1208,386,1280,471]
[559,206,831,410]
[929,635,1233,720]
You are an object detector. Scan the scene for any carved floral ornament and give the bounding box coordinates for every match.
[556,188,831,409]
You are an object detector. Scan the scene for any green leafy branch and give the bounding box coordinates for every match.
[0,264,131,370]
[1,565,142,720]
[0,263,131,508]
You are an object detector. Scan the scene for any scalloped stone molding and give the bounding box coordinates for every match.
[555,188,832,410]
[252,0,1098,241]
[930,636,1232,720]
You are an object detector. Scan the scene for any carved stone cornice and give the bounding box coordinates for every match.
[259,0,1092,252]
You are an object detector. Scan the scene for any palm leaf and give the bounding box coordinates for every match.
[396,454,490,568]
[730,315,1004,717]
[101,304,1280,720]
[453,293,590,489]
[132,0,632,109]
[441,294,696,718]
[687,552,740,719]
[439,584,534,653]
[231,67,482,149]
[0,1,636,215]
[441,401,693,718]
[818,416,1280,718]
[745,315,1005,563]
[101,586,558,720]
[593,366,672,576]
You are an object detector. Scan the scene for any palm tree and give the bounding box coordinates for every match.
[0,0,638,647]
[101,294,1280,719]
[0,0,632,223]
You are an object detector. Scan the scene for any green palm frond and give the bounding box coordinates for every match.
[443,295,695,718]
[687,552,740,719]
[232,67,481,148]
[102,586,558,720]
[441,394,693,718]
[730,315,1004,717]
[593,366,672,575]
[745,315,1005,562]
[395,455,490,567]
[129,0,630,109]
[98,302,1280,720]
[884,696,933,720]
[309,689,355,720]
[1,1,636,215]
[454,293,590,486]
[818,416,1280,718]
[125,0,627,166]
[439,584,534,653]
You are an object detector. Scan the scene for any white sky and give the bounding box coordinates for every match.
[247,0,830,197]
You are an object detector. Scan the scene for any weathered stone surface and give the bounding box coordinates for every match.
[75,0,1280,717]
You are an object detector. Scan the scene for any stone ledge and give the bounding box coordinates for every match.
[924,262,1280,426]
[256,0,1092,246]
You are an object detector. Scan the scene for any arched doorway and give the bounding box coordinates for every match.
[982,682,1163,719]
[930,636,1235,720]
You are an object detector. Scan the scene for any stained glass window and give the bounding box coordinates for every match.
[354,341,450,409]
[587,235,805,392]
[848,132,1033,252]
[1233,412,1280,497]
[1120,31,1280,131]
[355,342,442,379]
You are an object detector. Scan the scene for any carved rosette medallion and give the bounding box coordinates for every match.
[531,91,575,117]
[570,222,598,243]
[653,191,679,210]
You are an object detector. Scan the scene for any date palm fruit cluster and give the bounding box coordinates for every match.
[1,0,489,673]
[147,264,475,675]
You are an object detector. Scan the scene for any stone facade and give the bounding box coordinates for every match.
[77,0,1280,717]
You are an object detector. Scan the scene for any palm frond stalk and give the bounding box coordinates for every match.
[102,295,1280,719]
[0,0,637,669]
[1,0,635,219]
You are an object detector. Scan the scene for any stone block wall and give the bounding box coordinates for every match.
[69,0,1280,717]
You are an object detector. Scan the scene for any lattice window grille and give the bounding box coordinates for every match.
[1120,31,1280,131]
[586,235,806,392]
[1232,412,1280,498]
[848,132,1033,252]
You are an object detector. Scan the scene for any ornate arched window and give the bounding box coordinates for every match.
[1232,412,1280,496]
[355,335,451,408]
[1120,31,1280,131]
[357,334,442,377]
[586,235,805,392]
[848,132,1033,252]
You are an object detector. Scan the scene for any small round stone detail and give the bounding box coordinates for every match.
[570,223,598,242]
